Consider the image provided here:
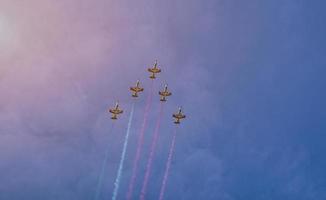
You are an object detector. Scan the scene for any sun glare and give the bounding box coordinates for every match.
[0,15,15,46]
[0,16,8,44]
[0,15,19,56]
[0,17,5,35]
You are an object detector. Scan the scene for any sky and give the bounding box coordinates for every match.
[0,0,326,199]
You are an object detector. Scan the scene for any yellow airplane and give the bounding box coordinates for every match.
[159,84,172,102]
[148,60,161,79]
[108,102,123,120]
[173,107,186,124]
[130,80,144,97]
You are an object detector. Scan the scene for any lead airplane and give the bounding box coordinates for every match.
[130,80,144,97]
[148,60,161,79]
[159,84,172,102]
[173,107,186,124]
[108,102,123,120]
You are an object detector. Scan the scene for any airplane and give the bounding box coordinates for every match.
[108,102,123,120]
[173,107,186,124]
[130,80,144,97]
[159,84,172,102]
[148,60,161,79]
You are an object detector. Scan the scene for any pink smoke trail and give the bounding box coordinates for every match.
[126,80,154,200]
[140,103,164,200]
[158,127,177,200]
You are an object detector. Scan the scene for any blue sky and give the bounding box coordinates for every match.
[0,0,325,199]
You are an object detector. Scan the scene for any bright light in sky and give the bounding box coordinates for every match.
[0,16,8,44]
[0,15,18,46]
[0,15,13,50]
[0,14,18,75]
[0,14,19,59]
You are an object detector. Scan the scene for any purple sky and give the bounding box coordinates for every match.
[1,0,326,199]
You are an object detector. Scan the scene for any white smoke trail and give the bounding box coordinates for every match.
[159,127,177,200]
[112,103,135,200]
[94,123,115,200]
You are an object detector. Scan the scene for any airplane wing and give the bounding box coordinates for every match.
[173,114,180,119]
[130,87,136,92]
[173,114,186,119]
[109,109,122,115]
[153,68,161,73]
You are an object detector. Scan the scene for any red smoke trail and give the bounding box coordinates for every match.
[158,127,177,200]
[140,103,164,200]
[126,81,154,200]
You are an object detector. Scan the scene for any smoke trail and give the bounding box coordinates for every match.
[126,81,154,200]
[140,103,164,200]
[94,123,115,200]
[158,127,177,200]
[112,103,135,200]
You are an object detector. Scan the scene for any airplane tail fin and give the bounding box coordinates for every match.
[150,73,156,79]
[132,92,138,98]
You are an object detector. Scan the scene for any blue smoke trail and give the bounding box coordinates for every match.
[112,103,135,200]
[94,123,115,200]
